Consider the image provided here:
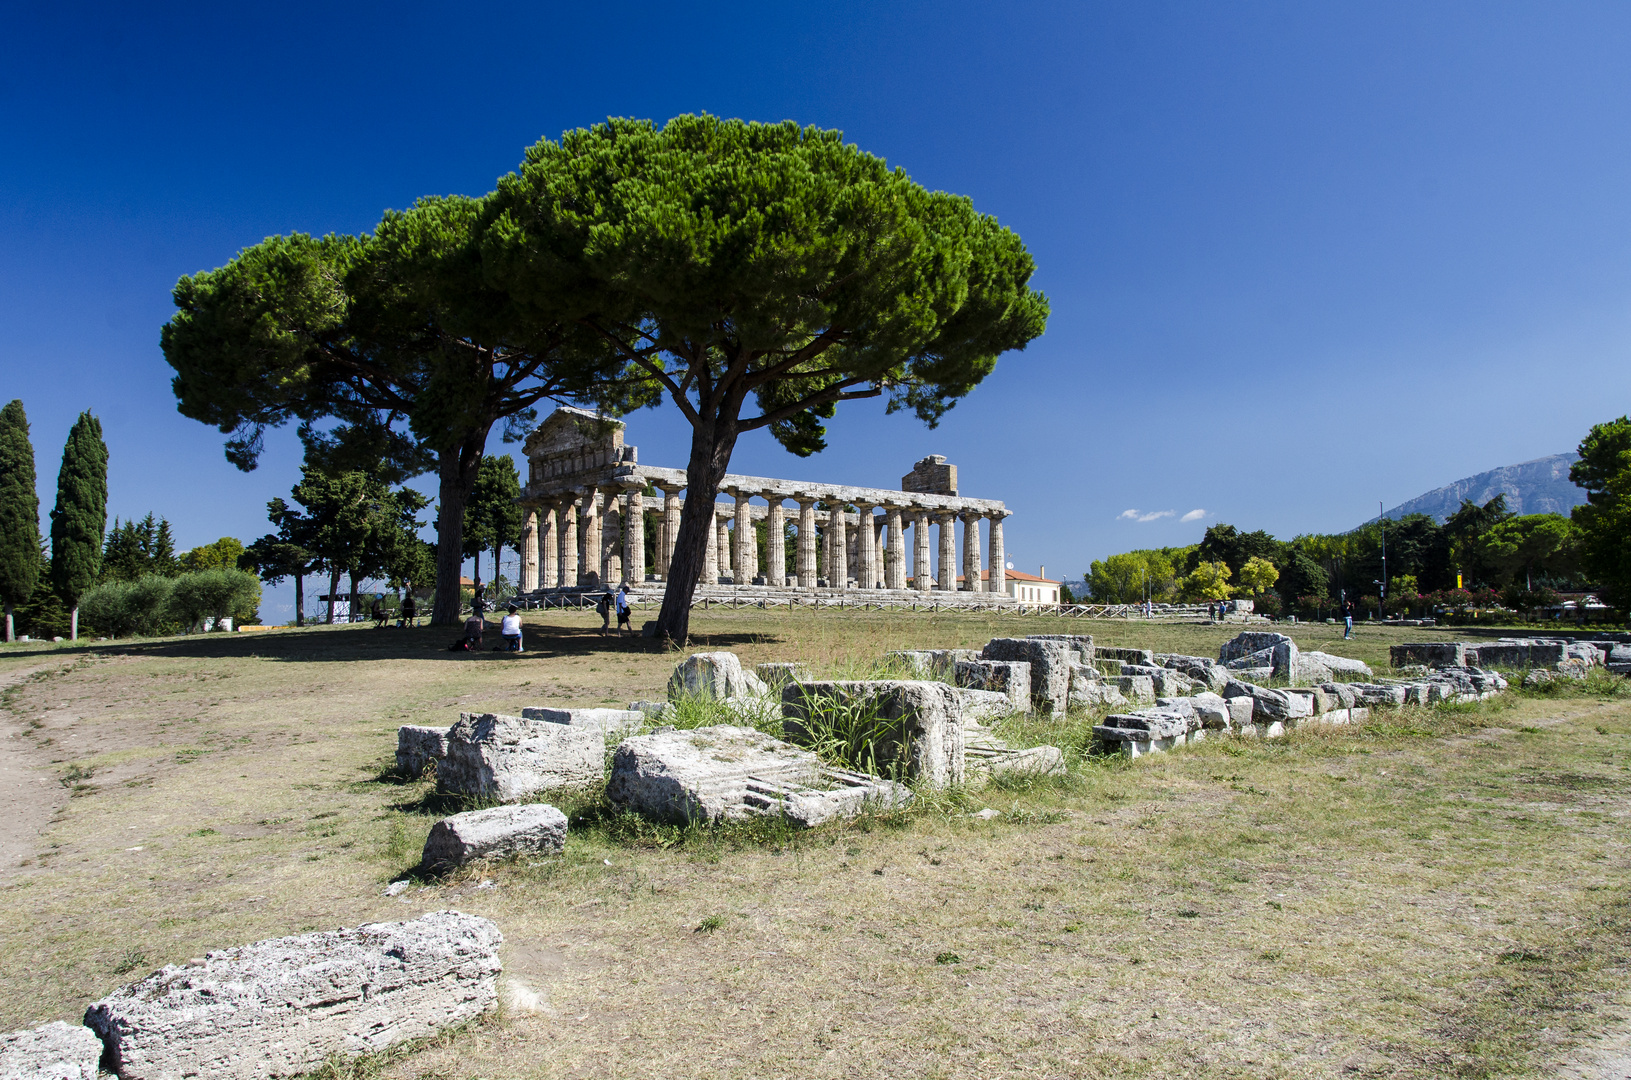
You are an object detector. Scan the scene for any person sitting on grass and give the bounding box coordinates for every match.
[450,613,483,652]
[498,606,523,652]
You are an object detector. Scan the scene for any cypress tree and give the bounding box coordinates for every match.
[0,400,41,642]
[49,411,109,640]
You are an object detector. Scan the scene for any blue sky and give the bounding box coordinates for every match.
[5,2,1631,619]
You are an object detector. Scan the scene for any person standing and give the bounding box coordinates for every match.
[1343,600,1354,639]
[595,590,612,636]
[615,584,633,635]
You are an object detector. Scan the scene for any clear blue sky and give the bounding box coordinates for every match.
[5,2,1630,619]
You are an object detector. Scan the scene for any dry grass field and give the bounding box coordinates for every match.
[1,610,1628,1079]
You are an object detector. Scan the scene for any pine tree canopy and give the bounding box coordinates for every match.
[0,400,42,610]
[49,411,108,605]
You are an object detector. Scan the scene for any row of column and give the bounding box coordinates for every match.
[518,486,1007,594]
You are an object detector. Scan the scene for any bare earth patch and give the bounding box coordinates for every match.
[0,612,1627,1079]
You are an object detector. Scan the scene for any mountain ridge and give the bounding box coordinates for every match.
[1372,453,1585,525]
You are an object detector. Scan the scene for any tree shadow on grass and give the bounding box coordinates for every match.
[4,619,780,665]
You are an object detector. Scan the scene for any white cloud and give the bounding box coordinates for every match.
[1180,509,1207,522]
[1118,509,1174,523]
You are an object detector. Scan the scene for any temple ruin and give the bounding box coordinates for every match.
[514,407,1014,606]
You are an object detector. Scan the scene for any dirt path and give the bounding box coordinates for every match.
[0,663,69,879]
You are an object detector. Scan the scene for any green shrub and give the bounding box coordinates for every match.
[79,573,178,637]
[168,568,261,631]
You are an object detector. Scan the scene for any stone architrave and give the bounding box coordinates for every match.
[830,505,848,589]
[623,487,645,583]
[578,487,601,587]
[701,507,720,585]
[988,512,1007,596]
[913,509,932,590]
[937,513,957,591]
[981,638,1071,715]
[885,505,907,589]
[961,511,983,592]
[519,509,538,592]
[538,501,557,590]
[438,713,605,802]
[765,497,786,585]
[797,499,818,587]
[660,485,681,577]
[557,499,578,587]
[0,1020,101,1079]
[84,912,502,1080]
[782,680,967,788]
[422,804,568,871]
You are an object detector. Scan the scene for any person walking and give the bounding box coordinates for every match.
[595,590,612,637]
[499,605,523,652]
[1343,600,1354,639]
[615,584,633,635]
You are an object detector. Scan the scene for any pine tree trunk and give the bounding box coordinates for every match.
[349,570,358,623]
[431,432,490,627]
[294,573,304,627]
[493,545,501,589]
[655,409,743,642]
[327,569,340,624]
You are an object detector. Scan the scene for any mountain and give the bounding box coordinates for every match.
[1376,453,1585,524]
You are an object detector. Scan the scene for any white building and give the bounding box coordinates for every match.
[958,568,1062,606]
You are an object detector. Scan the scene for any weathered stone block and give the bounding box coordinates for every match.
[1351,684,1409,706]
[1106,674,1156,705]
[981,639,1071,715]
[84,912,501,1080]
[1121,663,1192,697]
[783,680,965,788]
[1222,681,1296,721]
[439,713,605,802]
[422,804,568,871]
[1104,709,1191,739]
[522,706,645,736]
[667,651,768,701]
[396,725,449,778]
[1026,634,1094,664]
[607,725,909,826]
[1070,668,1127,709]
[0,1020,101,1079]
[886,651,937,677]
[952,687,1017,724]
[1097,646,1156,665]
[755,662,811,689]
[1156,654,1231,691]
[1304,651,1373,678]
[1219,632,1294,664]
[965,742,1066,780]
[954,659,1032,714]
[1318,682,1359,708]
[1391,642,1465,668]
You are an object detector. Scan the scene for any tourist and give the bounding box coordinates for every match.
[471,582,487,618]
[1208,601,1216,621]
[461,612,484,650]
[499,605,523,652]
[399,593,417,627]
[615,584,632,635]
[595,590,612,636]
[1343,600,1354,639]
[370,594,389,628]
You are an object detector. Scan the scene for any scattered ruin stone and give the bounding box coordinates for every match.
[422,804,568,871]
[1119,663,1192,698]
[668,651,769,701]
[0,1020,101,1079]
[1226,696,1255,726]
[521,706,645,736]
[1070,664,1127,709]
[1303,651,1372,679]
[439,713,604,802]
[1349,684,1409,707]
[954,659,1032,714]
[1093,706,1203,757]
[1155,654,1232,692]
[84,911,501,1080]
[1105,674,1155,706]
[981,638,1071,715]
[396,725,450,778]
[952,686,1019,724]
[1219,632,1293,664]
[755,662,811,689]
[629,700,673,721]
[1221,681,1303,721]
[886,651,938,677]
[964,735,1066,780]
[1610,644,1631,674]
[1391,642,1467,668]
[1319,682,1358,709]
[783,680,966,788]
[1097,646,1156,666]
[1025,634,1095,663]
[606,725,909,827]
[1159,693,1231,730]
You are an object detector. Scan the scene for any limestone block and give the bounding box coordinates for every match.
[1160,693,1231,729]
[1096,647,1156,666]
[1121,664,1192,698]
[981,639,1071,715]
[1103,709,1192,740]
[1271,639,1300,682]
[1350,684,1409,707]
[1318,682,1359,709]
[783,680,965,788]
[927,649,982,676]
[1026,634,1094,664]
[1294,656,1333,685]
[1226,696,1255,726]
[522,706,645,736]
[1281,689,1317,718]
[1304,651,1373,678]
[1565,642,1604,668]
[755,662,811,689]
[1221,682,1296,721]
[1156,654,1231,691]
[0,1021,101,1079]
[422,804,568,871]
[667,651,769,701]
[954,659,1032,714]
[1224,647,1277,671]
[1071,675,1127,710]
[1608,644,1631,673]
[1219,632,1294,664]
[606,725,909,826]
[886,651,937,677]
[1106,675,1156,706]
[396,725,450,778]
[629,700,673,722]
[952,687,1017,724]
[1308,687,1334,714]
[1391,642,1466,668]
[438,713,605,802]
[965,743,1066,781]
[84,911,501,1080]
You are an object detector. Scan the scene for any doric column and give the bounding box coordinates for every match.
[853,502,875,588]
[519,508,538,592]
[796,499,817,588]
[624,487,645,584]
[961,511,983,592]
[660,485,681,578]
[701,505,719,585]
[717,512,732,580]
[830,505,848,589]
[765,496,786,586]
[874,517,886,588]
[559,498,579,587]
[578,487,601,587]
[885,505,906,589]
[988,511,1007,597]
[913,509,932,591]
[538,501,558,590]
[733,490,753,583]
[937,513,956,591]
[600,490,621,586]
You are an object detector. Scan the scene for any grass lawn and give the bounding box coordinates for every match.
[0,610,1627,1079]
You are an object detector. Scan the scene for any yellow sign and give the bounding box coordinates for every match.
[1457,573,1463,589]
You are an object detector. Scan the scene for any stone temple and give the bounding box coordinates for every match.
[514,407,1015,606]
